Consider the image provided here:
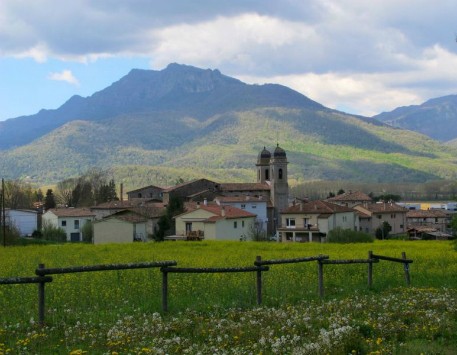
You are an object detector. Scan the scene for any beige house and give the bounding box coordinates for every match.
[406,209,448,232]
[326,190,373,207]
[174,204,256,241]
[93,211,147,244]
[354,203,408,236]
[278,200,358,242]
[42,208,95,242]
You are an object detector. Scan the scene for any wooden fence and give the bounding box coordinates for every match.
[0,251,412,326]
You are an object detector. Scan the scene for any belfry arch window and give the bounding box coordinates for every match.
[279,168,283,179]
[265,169,269,180]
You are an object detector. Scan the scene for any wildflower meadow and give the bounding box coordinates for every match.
[0,240,456,354]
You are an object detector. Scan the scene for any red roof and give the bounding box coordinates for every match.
[181,204,256,221]
[326,191,372,202]
[282,200,354,214]
[48,208,95,217]
[406,209,447,218]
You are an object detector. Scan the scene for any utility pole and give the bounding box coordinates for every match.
[1,178,5,246]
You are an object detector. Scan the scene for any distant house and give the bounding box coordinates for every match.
[214,195,269,232]
[326,191,373,208]
[174,203,256,241]
[93,210,147,244]
[4,209,38,236]
[353,203,408,236]
[126,184,164,201]
[42,208,95,242]
[90,200,141,220]
[162,179,220,206]
[406,209,448,232]
[278,200,358,242]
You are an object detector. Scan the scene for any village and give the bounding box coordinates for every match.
[3,145,457,244]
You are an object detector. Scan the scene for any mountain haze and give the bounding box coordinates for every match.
[373,95,457,142]
[1,64,457,188]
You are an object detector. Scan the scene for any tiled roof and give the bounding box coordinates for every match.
[126,184,164,194]
[181,204,256,220]
[48,208,95,217]
[406,209,448,218]
[91,200,137,209]
[220,183,271,192]
[326,191,372,202]
[215,195,269,203]
[282,200,354,214]
[359,203,408,213]
[162,178,217,192]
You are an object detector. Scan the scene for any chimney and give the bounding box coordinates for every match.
[204,198,207,206]
[221,206,225,217]
[120,183,124,202]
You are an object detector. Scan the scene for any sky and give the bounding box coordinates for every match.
[1,0,457,121]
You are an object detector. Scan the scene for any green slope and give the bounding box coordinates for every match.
[2,107,457,188]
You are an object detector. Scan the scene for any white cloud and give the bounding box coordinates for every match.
[48,70,79,85]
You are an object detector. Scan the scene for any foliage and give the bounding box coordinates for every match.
[1,179,36,209]
[0,241,456,353]
[41,220,66,242]
[81,220,93,243]
[375,221,392,240]
[0,224,20,245]
[247,220,268,241]
[327,227,374,243]
[44,189,56,210]
[153,196,183,241]
[373,193,401,202]
[451,214,457,237]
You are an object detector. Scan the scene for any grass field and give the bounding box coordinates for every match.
[0,240,456,354]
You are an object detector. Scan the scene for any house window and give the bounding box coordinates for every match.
[258,170,260,180]
[61,220,67,227]
[435,218,439,223]
[234,221,238,229]
[279,168,283,179]
[242,220,245,228]
[391,214,396,218]
[241,204,246,209]
[286,218,296,228]
[138,193,142,198]
[252,205,257,209]
[377,215,382,219]
[74,220,80,230]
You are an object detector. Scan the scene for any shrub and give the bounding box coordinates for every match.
[0,225,21,245]
[327,227,374,243]
[81,220,93,243]
[41,220,67,242]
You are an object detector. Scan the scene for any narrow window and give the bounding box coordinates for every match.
[265,169,269,180]
[61,220,67,227]
[241,204,246,209]
[242,220,245,227]
[234,221,238,229]
[279,168,283,179]
[74,220,80,229]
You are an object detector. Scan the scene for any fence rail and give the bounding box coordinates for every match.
[0,250,413,327]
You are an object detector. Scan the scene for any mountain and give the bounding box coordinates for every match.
[373,95,457,142]
[1,63,457,188]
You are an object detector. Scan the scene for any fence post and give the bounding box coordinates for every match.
[256,256,262,305]
[368,251,373,288]
[162,269,168,312]
[317,260,324,299]
[37,264,46,326]
[402,252,411,286]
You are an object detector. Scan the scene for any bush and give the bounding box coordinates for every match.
[0,225,21,245]
[327,227,374,243]
[81,221,93,243]
[41,221,67,242]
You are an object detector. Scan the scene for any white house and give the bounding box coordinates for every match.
[4,209,38,236]
[42,208,95,242]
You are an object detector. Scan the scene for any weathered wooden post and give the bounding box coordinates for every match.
[402,252,411,286]
[256,256,262,305]
[368,251,373,288]
[37,264,46,326]
[317,259,324,299]
[161,268,168,312]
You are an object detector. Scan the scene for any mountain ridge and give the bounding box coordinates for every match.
[1,63,457,186]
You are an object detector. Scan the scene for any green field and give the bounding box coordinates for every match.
[1,240,456,354]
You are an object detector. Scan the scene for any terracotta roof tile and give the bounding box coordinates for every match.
[220,183,271,191]
[406,209,448,218]
[358,203,408,213]
[48,208,95,217]
[326,191,372,202]
[282,200,354,214]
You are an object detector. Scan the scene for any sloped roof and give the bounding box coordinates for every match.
[162,178,217,192]
[282,200,354,214]
[327,191,372,202]
[215,195,269,203]
[91,200,137,209]
[126,184,164,194]
[406,209,448,218]
[220,183,270,192]
[179,204,256,221]
[48,208,95,217]
[358,203,408,213]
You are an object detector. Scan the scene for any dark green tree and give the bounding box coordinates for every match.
[375,221,392,240]
[44,189,56,210]
[153,196,184,241]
